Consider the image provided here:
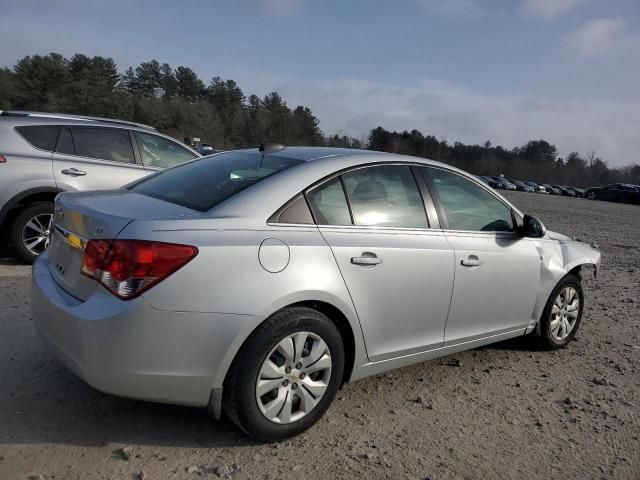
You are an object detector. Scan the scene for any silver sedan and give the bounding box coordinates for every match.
[31,146,601,441]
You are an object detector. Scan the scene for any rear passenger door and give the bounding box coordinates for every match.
[52,126,148,191]
[307,164,455,362]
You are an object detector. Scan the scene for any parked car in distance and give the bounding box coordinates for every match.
[477,176,501,189]
[584,184,640,204]
[523,181,548,194]
[541,184,561,195]
[510,180,535,193]
[31,146,601,441]
[553,185,576,197]
[194,143,219,155]
[490,176,517,190]
[564,186,585,198]
[0,111,200,263]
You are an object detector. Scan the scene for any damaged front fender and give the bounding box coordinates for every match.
[528,232,601,332]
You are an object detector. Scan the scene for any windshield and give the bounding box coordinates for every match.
[130,151,303,212]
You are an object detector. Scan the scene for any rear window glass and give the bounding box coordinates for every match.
[15,125,60,151]
[130,151,303,212]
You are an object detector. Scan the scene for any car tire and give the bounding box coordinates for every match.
[10,201,54,264]
[587,192,597,200]
[537,274,584,350]
[222,307,345,442]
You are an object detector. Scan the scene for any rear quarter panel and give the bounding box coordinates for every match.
[119,220,369,385]
[0,126,56,212]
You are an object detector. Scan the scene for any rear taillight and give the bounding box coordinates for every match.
[81,240,198,299]
[0,154,6,163]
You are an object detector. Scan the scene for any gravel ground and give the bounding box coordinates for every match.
[0,192,638,480]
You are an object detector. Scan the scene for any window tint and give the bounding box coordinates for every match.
[425,167,514,232]
[342,165,427,228]
[307,178,352,225]
[73,127,135,163]
[15,125,59,151]
[276,196,314,224]
[135,131,197,168]
[56,127,75,155]
[131,151,303,212]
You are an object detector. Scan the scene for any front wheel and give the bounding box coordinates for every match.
[10,201,54,264]
[222,307,345,442]
[537,274,584,349]
[587,191,597,200]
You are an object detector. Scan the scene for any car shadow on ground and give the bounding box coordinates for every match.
[482,335,541,352]
[2,356,259,449]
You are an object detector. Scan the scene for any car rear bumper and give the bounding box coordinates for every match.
[30,252,255,407]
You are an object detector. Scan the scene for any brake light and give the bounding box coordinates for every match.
[0,154,6,163]
[81,240,198,299]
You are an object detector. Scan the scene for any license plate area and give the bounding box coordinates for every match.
[47,226,97,301]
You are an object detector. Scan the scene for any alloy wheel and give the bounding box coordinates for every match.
[256,331,332,424]
[21,213,53,256]
[550,286,580,342]
[587,192,597,200]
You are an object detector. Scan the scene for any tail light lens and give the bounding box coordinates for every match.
[81,240,198,299]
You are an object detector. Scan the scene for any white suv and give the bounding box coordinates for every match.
[0,111,200,262]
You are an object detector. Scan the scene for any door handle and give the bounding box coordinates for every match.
[351,252,383,266]
[460,255,483,267]
[61,168,87,177]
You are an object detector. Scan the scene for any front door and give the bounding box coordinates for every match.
[52,126,148,191]
[422,166,542,345]
[307,165,455,362]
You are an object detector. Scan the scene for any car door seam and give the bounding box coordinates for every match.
[315,226,371,361]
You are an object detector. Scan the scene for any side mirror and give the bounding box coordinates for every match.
[522,214,546,238]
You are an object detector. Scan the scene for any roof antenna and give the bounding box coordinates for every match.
[238,105,285,168]
[238,105,265,150]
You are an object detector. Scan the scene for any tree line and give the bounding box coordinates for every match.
[1,52,637,187]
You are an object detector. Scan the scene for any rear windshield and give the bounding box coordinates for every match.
[130,151,303,212]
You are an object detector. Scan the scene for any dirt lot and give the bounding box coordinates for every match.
[0,192,638,480]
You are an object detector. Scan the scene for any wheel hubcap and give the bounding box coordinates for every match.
[22,213,54,255]
[256,331,332,424]
[550,286,580,341]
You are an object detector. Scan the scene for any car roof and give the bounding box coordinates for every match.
[235,146,383,162]
[0,110,155,130]
[205,147,525,225]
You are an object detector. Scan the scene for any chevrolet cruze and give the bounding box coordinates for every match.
[31,146,601,441]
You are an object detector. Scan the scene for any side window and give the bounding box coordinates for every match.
[56,127,75,155]
[276,196,314,224]
[307,178,352,225]
[425,167,514,232]
[15,125,60,151]
[72,127,135,164]
[135,132,198,168]
[342,165,428,228]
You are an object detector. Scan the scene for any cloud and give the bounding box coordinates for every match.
[231,72,640,166]
[522,0,590,19]
[564,18,640,59]
[257,0,303,17]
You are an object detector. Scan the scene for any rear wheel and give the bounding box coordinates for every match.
[537,274,584,349]
[223,307,344,442]
[587,191,597,200]
[10,202,54,264]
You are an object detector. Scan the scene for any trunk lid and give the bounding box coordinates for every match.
[47,190,198,301]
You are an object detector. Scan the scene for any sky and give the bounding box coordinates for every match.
[1,0,639,166]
